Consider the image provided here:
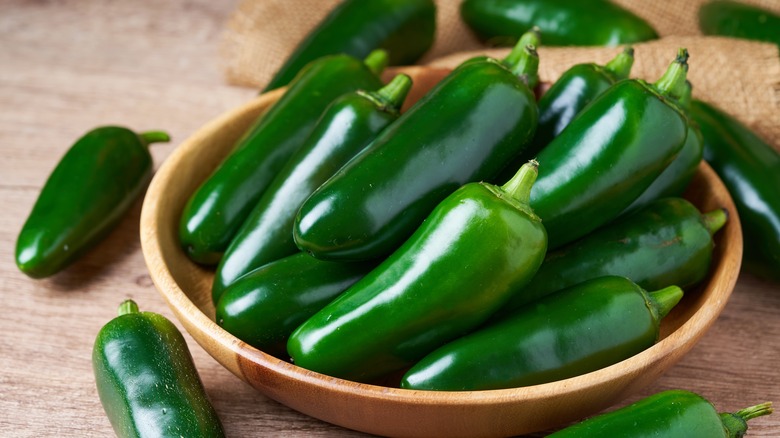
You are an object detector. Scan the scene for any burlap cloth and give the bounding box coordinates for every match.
[221,0,780,147]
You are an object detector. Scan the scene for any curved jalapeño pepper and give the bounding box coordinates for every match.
[16,126,169,279]
[496,197,726,318]
[294,33,540,261]
[216,252,374,358]
[624,80,703,212]
[288,161,547,382]
[211,74,412,302]
[530,48,690,249]
[179,51,386,265]
[92,300,224,438]
[699,1,780,47]
[264,0,435,91]
[496,46,634,182]
[401,276,682,391]
[460,0,658,47]
[548,390,772,437]
[689,99,780,281]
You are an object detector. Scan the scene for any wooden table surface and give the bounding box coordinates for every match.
[1,1,778,436]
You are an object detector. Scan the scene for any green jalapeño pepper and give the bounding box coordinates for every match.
[460,0,658,47]
[401,276,682,391]
[216,252,374,358]
[699,1,780,47]
[689,99,780,282]
[625,80,704,212]
[496,46,634,183]
[496,197,726,318]
[548,390,773,437]
[264,0,435,91]
[288,161,547,382]
[530,48,690,249]
[179,51,387,265]
[93,300,224,438]
[211,75,412,303]
[294,32,540,261]
[16,126,169,279]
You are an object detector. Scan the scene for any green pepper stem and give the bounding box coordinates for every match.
[502,27,541,88]
[140,131,171,146]
[648,285,683,319]
[653,48,689,101]
[703,208,728,236]
[736,402,774,421]
[500,159,539,205]
[363,49,389,76]
[604,46,635,80]
[720,402,773,438]
[677,80,693,111]
[118,299,139,316]
[374,74,413,111]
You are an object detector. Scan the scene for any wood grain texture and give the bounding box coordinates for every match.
[0,1,778,437]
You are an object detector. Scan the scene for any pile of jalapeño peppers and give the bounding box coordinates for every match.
[199,26,776,433]
[15,2,779,433]
[208,31,710,389]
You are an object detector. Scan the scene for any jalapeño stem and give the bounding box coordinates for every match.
[118,299,139,316]
[653,47,690,101]
[501,159,539,205]
[502,27,541,88]
[648,285,684,319]
[604,46,635,80]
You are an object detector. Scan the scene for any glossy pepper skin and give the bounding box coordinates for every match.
[179,51,386,265]
[16,126,169,279]
[689,99,780,281]
[548,390,773,437]
[625,126,703,213]
[460,0,658,47]
[401,276,682,391]
[216,252,374,358]
[530,49,690,249]
[625,81,703,212]
[294,33,540,261]
[496,197,726,318]
[93,300,224,438]
[699,1,780,47]
[288,161,547,382]
[495,46,634,183]
[211,75,412,303]
[264,0,435,91]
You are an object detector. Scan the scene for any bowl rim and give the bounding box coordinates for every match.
[139,75,743,416]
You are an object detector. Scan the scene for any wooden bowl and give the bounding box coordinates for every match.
[140,66,742,438]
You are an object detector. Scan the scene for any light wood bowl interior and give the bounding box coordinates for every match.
[140,66,743,438]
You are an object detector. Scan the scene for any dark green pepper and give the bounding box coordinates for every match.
[624,80,703,213]
[401,276,682,391]
[689,99,780,281]
[288,161,547,382]
[93,300,224,438]
[497,197,726,318]
[179,51,387,265]
[264,0,436,91]
[530,48,689,249]
[699,0,780,47]
[547,390,773,437]
[216,252,374,358]
[495,46,634,182]
[211,74,412,303]
[16,126,169,279]
[460,0,658,47]
[293,33,540,261]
